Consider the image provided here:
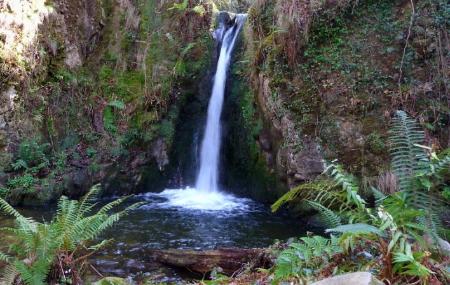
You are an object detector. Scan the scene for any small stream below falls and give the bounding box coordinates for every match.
[0,193,314,281]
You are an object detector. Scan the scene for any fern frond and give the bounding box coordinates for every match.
[0,264,19,285]
[0,251,10,262]
[306,200,342,228]
[271,180,337,212]
[96,196,130,215]
[0,198,26,220]
[433,154,450,174]
[14,259,49,285]
[393,251,433,277]
[77,184,102,218]
[326,223,383,236]
[408,189,445,239]
[274,235,342,280]
[325,163,366,209]
[88,239,112,251]
[372,186,387,207]
[390,110,427,191]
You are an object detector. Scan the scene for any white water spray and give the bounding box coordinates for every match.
[153,14,248,211]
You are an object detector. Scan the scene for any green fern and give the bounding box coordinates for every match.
[274,235,342,281]
[393,243,433,278]
[325,163,366,210]
[306,200,342,228]
[389,110,427,191]
[0,185,144,284]
[326,223,383,236]
[0,251,10,262]
[272,180,336,212]
[270,110,448,282]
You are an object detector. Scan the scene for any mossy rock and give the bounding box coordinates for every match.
[93,277,132,285]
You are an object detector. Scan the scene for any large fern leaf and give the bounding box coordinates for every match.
[271,179,346,212]
[390,110,427,191]
[326,223,383,236]
[306,200,342,228]
[325,163,366,210]
[1,185,145,284]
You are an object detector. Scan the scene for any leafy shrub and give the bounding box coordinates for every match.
[86,147,97,158]
[16,139,50,170]
[103,107,117,134]
[0,187,8,198]
[159,119,175,145]
[0,185,144,285]
[272,110,450,283]
[274,235,341,282]
[366,132,385,154]
[6,174,35,193]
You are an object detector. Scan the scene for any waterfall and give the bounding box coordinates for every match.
[196,14,247,193]
[152,14,249,211]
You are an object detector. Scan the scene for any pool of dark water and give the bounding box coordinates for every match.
[0,192,316,282]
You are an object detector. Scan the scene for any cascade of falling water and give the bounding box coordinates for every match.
[195,14,247,193]
[152,14,248,211]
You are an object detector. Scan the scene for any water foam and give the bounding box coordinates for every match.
[146,187,250,211]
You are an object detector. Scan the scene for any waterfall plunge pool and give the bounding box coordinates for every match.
[0,191,316,281]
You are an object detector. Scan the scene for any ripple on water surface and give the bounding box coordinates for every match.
[91,188,312,280]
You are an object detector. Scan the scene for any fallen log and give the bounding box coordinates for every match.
[149,248,273,275]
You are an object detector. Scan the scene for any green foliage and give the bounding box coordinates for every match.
[159,119,175,145]
[326,223,382,236]
[0,185,144,285]
[86,147,97,158]
[16,139,50,170]
[366,132,385,154]
[324,163,366,210]
[393,243,433,278]
[200,268,230,285]
[307,200,342,228]
[192,5,206,16]
[272,110,449,283]
[7,174,35,194]
[389,110,427,191]
[93,277,133,285]
[274,235,341,281]
[271,180,342,212]
[168,0,188,12]
[103,107,117,134]
[0,187,8,198]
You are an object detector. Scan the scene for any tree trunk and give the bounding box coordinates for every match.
[149,248,272,275]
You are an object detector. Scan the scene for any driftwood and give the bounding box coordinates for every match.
[150,248,272,275]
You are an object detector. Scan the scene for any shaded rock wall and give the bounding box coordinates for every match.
[241,0,449,194]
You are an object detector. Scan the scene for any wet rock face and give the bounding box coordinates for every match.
[0,0,104,156]
[216,11,235,28]
[337,120,364,150]
[152,138,169,171]
[254,74,324,189]
[284,139,324,186]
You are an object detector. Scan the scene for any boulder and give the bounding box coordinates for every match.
[311,272,383,285]
[93,277,133,285]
